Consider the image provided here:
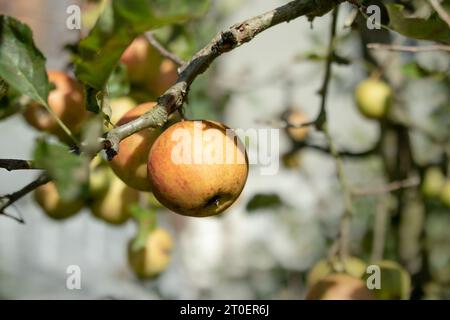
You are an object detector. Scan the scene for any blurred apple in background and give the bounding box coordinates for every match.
[128,228,174,279]
[34,181,84,220]
[355,79,392,119]
[24,70,89,144]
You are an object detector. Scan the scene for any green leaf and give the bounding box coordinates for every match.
[106,64,130,99]
[401,62,428,79]
[33,139,89,201]
[246,193,284,212]
[129,203,157,251]
[387,4,450,44]
[0,15,50,106]
[75,0,209,90]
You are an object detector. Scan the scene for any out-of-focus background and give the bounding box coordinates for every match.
[0,0,449,299]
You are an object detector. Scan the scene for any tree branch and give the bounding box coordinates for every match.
[0,173,50,223]
[102,0,344,159]
[428,0,450,29]
[301,142,378,158]
[145,32,186,66]
[0,159,40,171]
[368,43,450,53]
[317,7,354,260]
[315,10,339,130]
[352,177,420,197]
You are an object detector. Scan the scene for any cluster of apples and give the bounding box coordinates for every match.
[280,76,392,167]
[34,157,173,279]
[422,167,450,207]
[23,38,249,279]
[305,257,411,300]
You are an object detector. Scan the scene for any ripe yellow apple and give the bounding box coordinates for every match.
[355,79,392,119]
[147,120,249,217]
[307,256,367,287]
[128,228,174,279]
[306,273,375,300]
[23,70,89,143]
[106,97,137,128]
[148,59,178,97]
[284,108,310,142]
[89,173,139,225]
[120,36,162,85]
[440,179,450,207]
[422,167,445,199]
[109,102,163,191]
[34,182,84,220]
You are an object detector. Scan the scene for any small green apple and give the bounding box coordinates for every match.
[422,167,445,199]
[355,79,392,119]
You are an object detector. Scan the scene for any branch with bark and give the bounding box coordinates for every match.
[102,0,344,159]
[0,159,39,171]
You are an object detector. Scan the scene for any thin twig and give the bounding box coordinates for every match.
[302,142,378,158]
[318,7,354,260]
[368,43,450,53]
[0,173,50,223]
[145,32,186,66]
[428,0,450,29]
[346,0,363,8]
[255,118,316,130]
[352,177,420,197]
[0,159,40,171]
[315,9,339,130]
